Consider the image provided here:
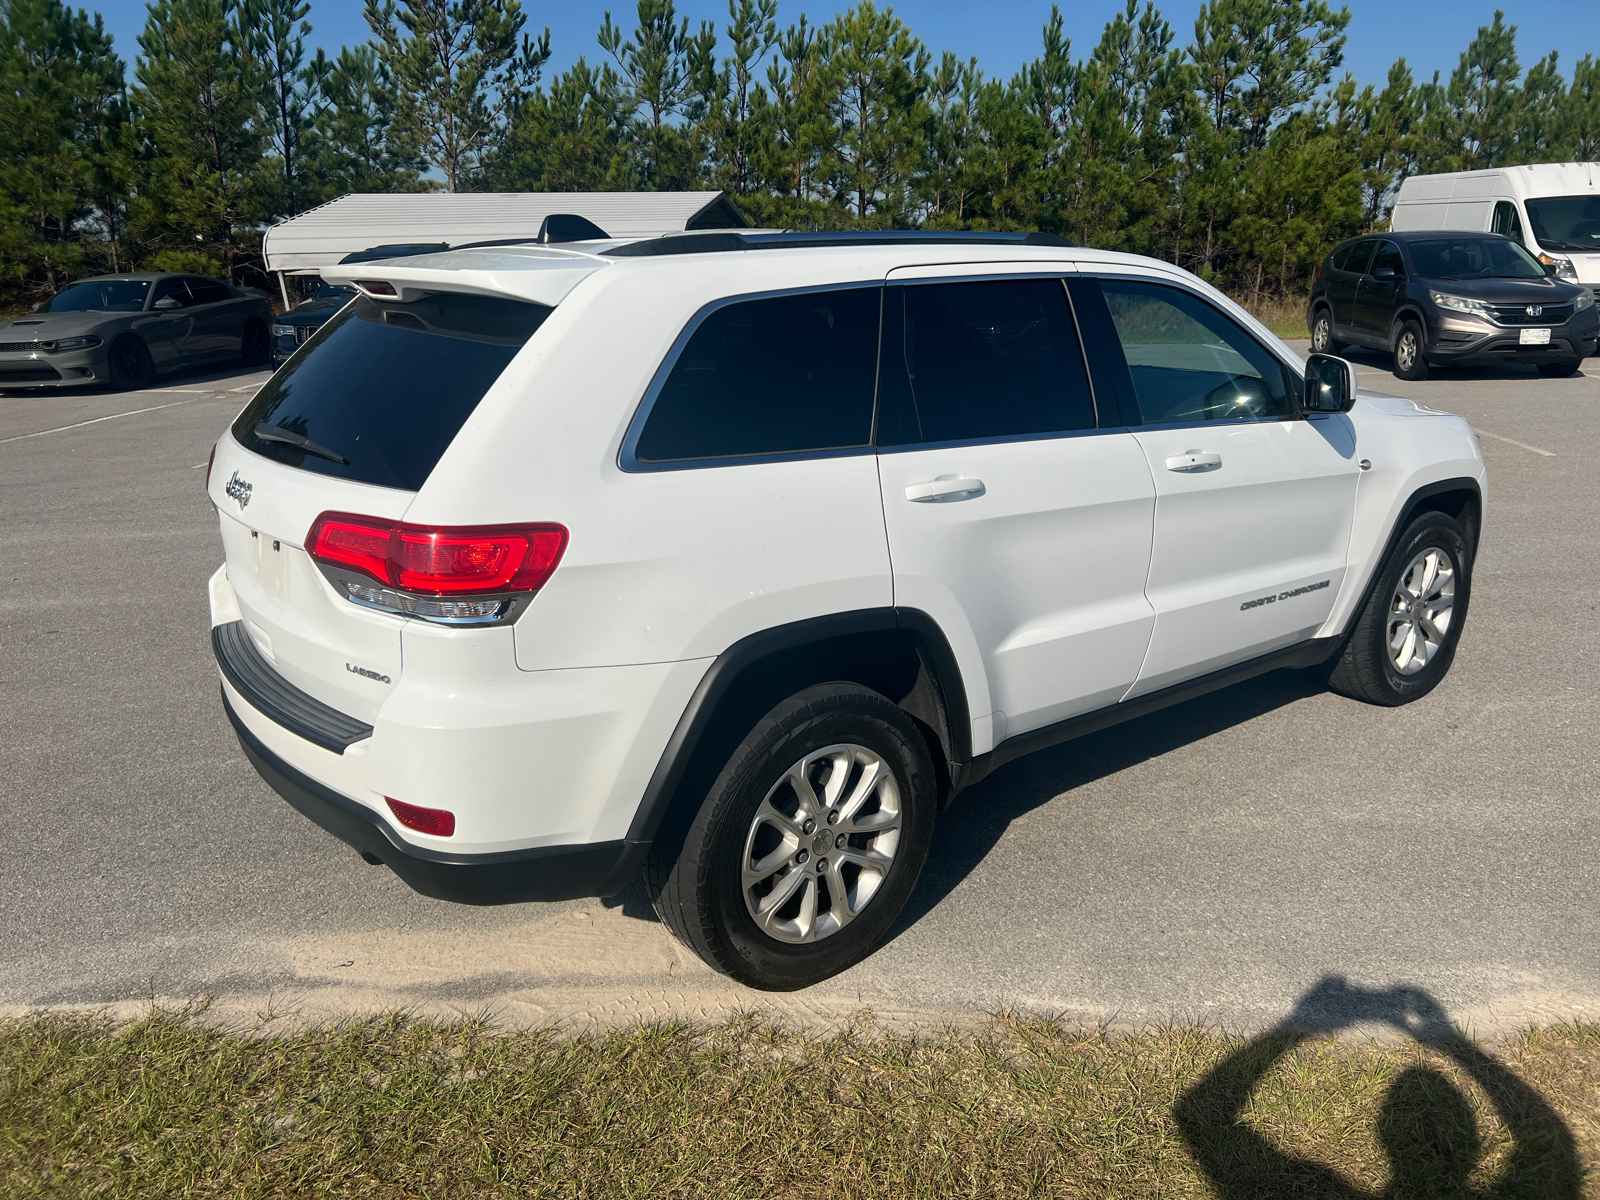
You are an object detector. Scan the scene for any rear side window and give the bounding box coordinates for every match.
[233,292,550,491]
[879,278,1095,445]
[633,287,880,464]
[188,277,232,304]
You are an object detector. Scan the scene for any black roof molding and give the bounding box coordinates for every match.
[604,229,1076,258]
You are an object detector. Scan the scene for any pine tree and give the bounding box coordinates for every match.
[822,1,929,224]
[302,44,427,197]
[132,0,261,279]
[598,0,717,191]
[364,0,550,192]
[703,0,779,197]
[242,0,315,218]
[0,0,128,301]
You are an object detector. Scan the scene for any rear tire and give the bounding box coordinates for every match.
[1310,307,1342,354]
[1325,511,1472,706]
[647,683,937,991]
[1393,319,1430,381]
[1537,359,1581,378]
[107,335,154,391]
[241,320,270,366]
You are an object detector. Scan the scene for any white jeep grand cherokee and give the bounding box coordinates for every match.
[207,230,1486,990]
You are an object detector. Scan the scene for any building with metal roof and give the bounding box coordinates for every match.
[260,191,749,282]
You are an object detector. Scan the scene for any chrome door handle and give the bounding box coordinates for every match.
[904,476,985,502]
[1164,450,1222,472]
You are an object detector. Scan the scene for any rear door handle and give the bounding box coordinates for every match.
[1164,451,1222,472]
[904,476,985,502]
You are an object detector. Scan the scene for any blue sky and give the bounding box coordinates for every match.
[94,0,1597,95]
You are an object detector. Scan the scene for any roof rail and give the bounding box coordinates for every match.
[603,229,1076,258]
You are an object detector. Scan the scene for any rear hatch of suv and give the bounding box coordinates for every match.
[210,285,557,732]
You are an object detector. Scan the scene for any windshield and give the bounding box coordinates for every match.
[313,283,355,301]
[1524,195,1600,252]
[233,292,551,491]
[39,280,151,313]
[1408,237,1546,280]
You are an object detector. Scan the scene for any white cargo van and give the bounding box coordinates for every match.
[1391,163,1600,292]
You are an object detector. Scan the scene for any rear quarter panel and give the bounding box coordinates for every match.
[404,254,901,673]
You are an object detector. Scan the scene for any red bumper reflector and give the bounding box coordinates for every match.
[386,797,455,838]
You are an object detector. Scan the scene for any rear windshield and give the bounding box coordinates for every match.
[233,292,550,491]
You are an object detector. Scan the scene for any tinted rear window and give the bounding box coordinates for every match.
[233,292,549,491]
[633,287,880,463]
[884,278,1096,444]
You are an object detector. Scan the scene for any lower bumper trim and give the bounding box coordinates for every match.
[223,688,637,904]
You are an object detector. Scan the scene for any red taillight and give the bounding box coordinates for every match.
[1315,261,1324,283]
[306,512,568,596]
[356,280,397,296]
[386,797,455,837]
[205,443,216,491]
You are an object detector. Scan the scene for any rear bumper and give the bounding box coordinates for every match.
[223,688,640,904]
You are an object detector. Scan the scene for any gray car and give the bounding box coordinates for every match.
[0,273,274,392]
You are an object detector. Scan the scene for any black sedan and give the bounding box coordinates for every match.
[0,273,274,391]
[1306,231,1598,379]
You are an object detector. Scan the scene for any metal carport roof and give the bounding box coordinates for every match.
[261,191,749,274]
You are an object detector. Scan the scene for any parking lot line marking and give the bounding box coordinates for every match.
[0,397,208,444]
[1472,427,1556,457]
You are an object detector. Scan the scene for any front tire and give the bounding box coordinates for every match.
[647,683,937,990]
[1310,307,1341,354]
[1393,319,1430,381]
[1537,359,1582,378]
[107,335,154,391]
[1325,511,1472,706]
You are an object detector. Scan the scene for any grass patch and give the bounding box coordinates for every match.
[1231,293,1312,341]
[1,1011,1595,1197]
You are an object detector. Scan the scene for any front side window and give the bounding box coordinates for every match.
[1523,195,1600,252]
[1370,242,1406,276]
[38,279,150,313]
[1409,237,1545,279]
[233,292,550,491]
[633,287,880,464]
[1491,200,1526,243]
[1333,240,1376,274]
[881,278,1095,445]
[1099,279,1296,425]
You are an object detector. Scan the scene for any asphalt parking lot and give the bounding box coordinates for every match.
[3,345,1597,1035]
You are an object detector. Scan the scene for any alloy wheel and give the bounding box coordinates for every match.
[1396,330,1418,372]
[1312,314,1331,352]
[1387,546,1455,675]
[741,742,902,944]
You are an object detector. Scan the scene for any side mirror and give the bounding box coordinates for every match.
[31,301,43,312]
[1373,266,1397,279]
[1303,353,1356,414]
[152,296,181,310]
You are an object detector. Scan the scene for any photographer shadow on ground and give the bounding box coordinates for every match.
[1174,976,1582,1198]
